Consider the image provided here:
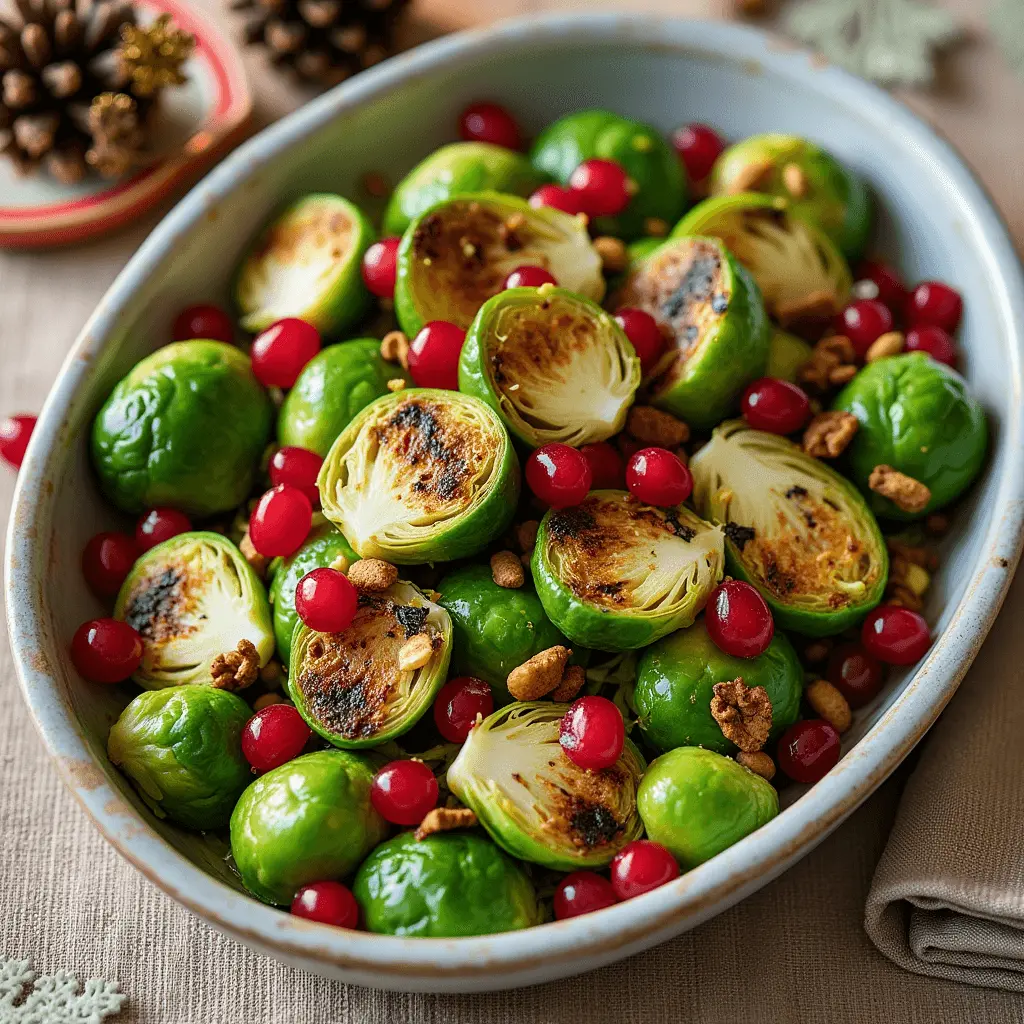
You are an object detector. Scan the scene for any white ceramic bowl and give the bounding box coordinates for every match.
[7,13,1024,993]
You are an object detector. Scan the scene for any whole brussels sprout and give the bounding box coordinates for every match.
[614,235,770,428]
[832,353,988,520]
[530,109,687,240]
[394,192,604,338]
[277,339,408,456]
[234,194,374,337]
[115,532,275,689]
[107,685,251,830]
[638,746,778,869]
[354,830,541,937]
[634,617,802,754]
[459,285,640,447]
[289,580,452,747]
[91,340,273,517]
[766,328,813,383]
[448,702,646,870]
[318,389,520,563]
[532,491,724,651]
[230,749,386,905]
[384,142,548,236]
[690,421,888,636]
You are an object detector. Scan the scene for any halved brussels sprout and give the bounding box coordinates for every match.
[447,701,646,870]
[673,195,852,332]
[690,420,888,636]
[614,236,770,428]
[289,580,451,747]
[459,285,640,447]
[394,193,604,338]
[318,389,520,563]
[114,532,275,689]
[384,142,548,236]
[766,328,813,383]
[234,194,374,337]
[532,490,725,652]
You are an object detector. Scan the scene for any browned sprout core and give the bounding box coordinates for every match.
[255,204,353,264]
[123,561,209,644]
[535,756,633,852]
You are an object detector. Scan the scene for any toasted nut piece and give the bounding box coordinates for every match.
[240,531,268,578]
[593,236,628,274]
[507,645,571,701]
[398,633,434,671]
[903,563,931,597]
[797,333,857,395]
[515,520,539,554]
[803,410,859,459]
[328,552,352,573]
[415,807,477,841]
[782,162,808,198]
[387,378,406,392]
[727,156,775,194]
[869,465,932,514]
[259,660,283,688]
[736,750,776,780]
[253,692,287,711]
[806,679,852,733]
[643,217,669,237]
[774,289,839,329]
[828,364,858,386]
[211,639,261,691]
[551,664,586,702]
[865,331,905,362]
[925,513,950,537]
[803,640,832,665]
[348,558,399,592]
[380,330,410,369]
[627,405,690,447]
[710,678,773,752]
[887,584,924,612]
[490,550,524,589]
[887,538,939,571]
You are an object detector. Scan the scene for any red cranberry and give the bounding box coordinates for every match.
[529,185,582,215]
[827,642,885,709]
[291,881,359,929]
[777,719,841,783]
[433,676,494,743]
[269,446,323,504]
[905,325,958,367]
[242,704,311,773]
[853,260,906,310]
[361,237,401,300]
[172,304,234,344]
[568,159,632,218]
[614,308,665,375]
[459,101,522,150]
[407,321,466,390]
[906,281,962,332]
[610,840,680,901]
[835,299,894,359]
[135,508,191,552]
[248,485,312,558]
[580,442,625,490]
[559,696,624,771]
[0,414,36,469]
[625,447,692,507]
[525,443,592,508]
[295,568,357,633]
[82,532,138,597]
[861,605,931,665]
[503,265,557,289]
[672,123,726,183]
[70,618,142,683]
[741,377,811,434]
[554,871,618,919]
[370,759,439,826]
[705,580,774,658]
[250,318,321,389]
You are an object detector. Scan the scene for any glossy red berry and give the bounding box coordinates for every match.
[672,123,726,183]
[614,307,665,375]
[249,485,312,558]
[580,442,625,490]
[554,871,618,920]
[433,676,494,743]
[568,159,632,218]
[529,184,582,215]
[525,443,592,508]
[295,568,358,633]
[407,320,466,390]
[291,881,359,929]
[172,304,234,344]
[827,642,885,709]
[0,414,36,469]
[361,237,401,299]
[250,318,321,389]
[135,507,191,552]
[609,840,680,901]
[70,618,143,683]
[741,377,811,434]
[905,325,958,367]
[371,759,439,826]
[269,446,323,504]
[861,605,931,665]
[242,703,311,773]
[777,719,841,784]
[503,265,557,289]
[705,580,774,658]
[459,101,522,150]
[82,532,138,597]
[905,281,962,332]
[853,260,906,310]
[625,447,693,507]
[559,696,624,771]
[835,299,894,359]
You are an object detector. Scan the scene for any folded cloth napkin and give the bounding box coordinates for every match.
[865,569,1024,991]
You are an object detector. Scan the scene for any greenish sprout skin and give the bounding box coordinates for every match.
[766,328,813,383]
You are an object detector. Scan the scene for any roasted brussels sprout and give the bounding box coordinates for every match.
[532,491,724,651]
[766,328,813,383]
[638,746,779,869]
[230,749,387,905]
[530,109,687,240]
[354,831,541,937]
[234,194,374,337]
[92,341,273,517]
[384,142,548,236]
[832,353,988,520]
[459,285,640,447]
[394,193,604,338]
[634,617,802,754]
[318,389,520,563]
[690,421,888,636]
[710,133,871,258]
[114,532,274,689]
[107,685,251,830]
[614,236,770,427]
[277,338,407,457]
[447,702,646,869]
[289,581,451,747]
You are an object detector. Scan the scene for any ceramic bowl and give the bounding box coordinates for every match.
[7,13,1024,993]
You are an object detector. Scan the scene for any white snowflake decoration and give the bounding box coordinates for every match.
[0,960,125,1024]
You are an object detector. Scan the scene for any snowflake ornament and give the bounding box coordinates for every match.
[0,959,126,1024]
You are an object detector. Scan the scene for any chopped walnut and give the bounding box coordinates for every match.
[803,410,859,458]
[515,520,539,554]
[398,633,434,671]
[829,364,858,386]
[627,405,690,447]
[643,217,669,237]
[798,334,857,392]
[380,330,410,369]
[865,331,905,362]
[507,645,571,701]
[886,584,924,612]
[805,679,852,734]
[803,640,832,665]
[415,806,478,841]
[253,692,287,711]
[736,750,776,780]
[490,550,524,589]
[593,236,628,274]
[259,660,283,688]
[387,378,406,392]
[782,162,808,198]
[726,157,775,194]
[239,531,268,578]
[551,664,586,702]
[347,558,398,592]
[710,678,773,752]
[869,465,931,514]
[211,639,261,691]
[774,289,839,330]
[887,538,939,572]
